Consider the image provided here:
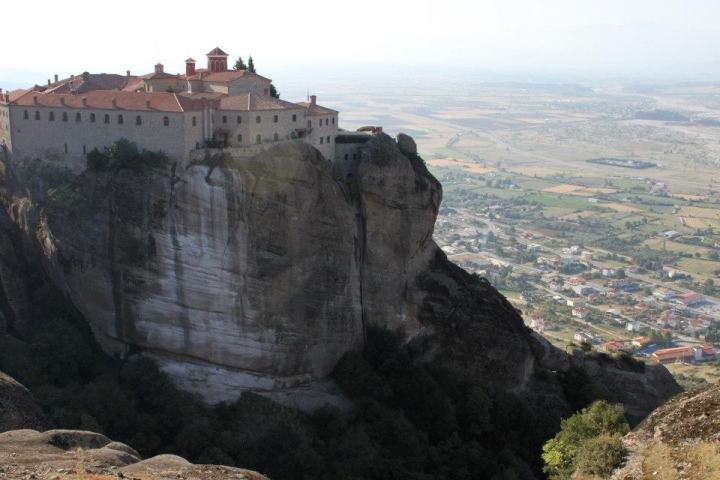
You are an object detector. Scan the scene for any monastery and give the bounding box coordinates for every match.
[0,47,350,168]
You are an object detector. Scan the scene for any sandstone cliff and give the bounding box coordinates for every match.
[0,133,680,420]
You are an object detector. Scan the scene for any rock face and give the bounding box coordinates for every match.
[613,383,720,479]
[0,429,268,479]
[0,133,680,418]
[0,371,47,433]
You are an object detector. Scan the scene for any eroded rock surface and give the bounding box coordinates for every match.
[0,429,267,480]
[0,133,681,419]
[0,371,47,433]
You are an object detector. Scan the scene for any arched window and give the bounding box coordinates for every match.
[104,114,110,124]
[75,113,81,122]
[49,112,55,121]
[273,133,278,141]
[237,116,242,124]
[320,137,324,144]
[256,116,261,124]
[34,111,40,120]
[273,115,278,123]
[307,120,311,128]
[256,134,261,144]
[62,112,68,122]
[192,117,197,126]
[90,113,96,123]
[118,114,124,124]
[237,134,242,143]
[135,116,141,125]
[222,115,227,124]
[163,116,169,126]
[292,114,297,122]
[23,110,28,120]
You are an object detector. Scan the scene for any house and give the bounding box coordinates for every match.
[603,341,627,353]
[572,285,593,296]
[572,307,590,319]
[653,287,675,301]
[567,298,586,307]
[626,321,640,332]
[632,336,651,348]
[601,267,620,277]
[574,331,595,343]
[651,344,717,364]
[674,292,705,307]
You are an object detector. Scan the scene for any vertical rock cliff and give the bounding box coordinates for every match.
[0,134,681,419]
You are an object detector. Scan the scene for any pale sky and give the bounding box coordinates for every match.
[2,0,720,88]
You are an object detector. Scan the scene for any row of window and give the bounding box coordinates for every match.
[319,135,332,145]
[23,110,173,126]
[217,114,336,128]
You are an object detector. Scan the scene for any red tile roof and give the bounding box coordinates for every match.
[652,344,716,362]
[10,90,200,113]
[202,70,272,84]
[207,47,229,56]
[296,101,338,116]
[218,93,302,111]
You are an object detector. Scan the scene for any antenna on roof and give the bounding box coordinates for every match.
[306,88,309,101]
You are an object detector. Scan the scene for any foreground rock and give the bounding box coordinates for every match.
[0,371,46,433]
[613,382,720,479]
[0,429,267,480]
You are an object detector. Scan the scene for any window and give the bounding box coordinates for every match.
[292,114,297,122]
[64,143,67,153]
[327,136,330,143]
[104,114,110,124]
[62,112,68,122]
[118,114,124,124]
[256,134,261,144]
[222,115,227,124]
[83,145,86,154]
[35,111,40,120]
[352,154,357,160]
[135,116,141,126]
[307,120,311,128]
[256,116,261,124]
[273,115,278,123]
[332,117,335,125]
[237,116,242,124]
[75,113,81,122]
[90,113,96,123]
[344,154,349,160]
[273,133,278,141]
[163,116,169,126]
[320,137,323,144]
[326,118,329,126]
[192,117,197,126]
[237,134,242,142]
[49,112,55,121]
[23,110,28,120]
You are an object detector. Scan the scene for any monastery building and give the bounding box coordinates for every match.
[0,47,342,168]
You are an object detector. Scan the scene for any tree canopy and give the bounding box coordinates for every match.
[248,56,255,73]
[233,56,247,70]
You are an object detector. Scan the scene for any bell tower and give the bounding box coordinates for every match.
[185,58,196,76]
[206,47,229,73]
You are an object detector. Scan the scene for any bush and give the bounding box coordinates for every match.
[85,139,169,172]
[542,400,629,480]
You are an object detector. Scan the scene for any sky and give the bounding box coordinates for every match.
[2,0,720,90]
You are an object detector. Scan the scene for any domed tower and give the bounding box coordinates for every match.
[207,47,229,72]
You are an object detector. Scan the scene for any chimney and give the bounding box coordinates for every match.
[82,72,90,82]
[33,96,38,105]
[185,58,196,76]
[155,63,164,73]
[112,98,117,108]
[60,97,65,106]
[146,100,151,109]
[126,70,131,77]
[47,79,51,85]
[82,97,87,106]
[54,74,59,83]
[4,93,8,103]
[310,95,316,105]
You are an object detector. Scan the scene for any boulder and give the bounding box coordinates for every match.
[396,133,417,155]
[0,371,46,433]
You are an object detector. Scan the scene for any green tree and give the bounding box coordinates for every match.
[233,56,247,70]
[269,83,280,99]
[541,400,629,480]
[248,56,255,73]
